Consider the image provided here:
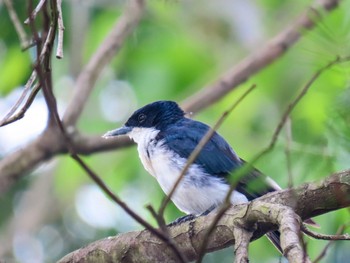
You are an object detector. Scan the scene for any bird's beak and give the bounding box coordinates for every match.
[102,126,132,138]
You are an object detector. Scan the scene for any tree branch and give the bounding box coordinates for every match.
[3,0,31,49]
[233,227,253,263]
[181,0,339,113]
[278,207,310,263]
[58,169,350,263]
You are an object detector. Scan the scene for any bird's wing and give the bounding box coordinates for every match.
[158,119,242,177]
[234,159,281,201]
[159,119,281,200]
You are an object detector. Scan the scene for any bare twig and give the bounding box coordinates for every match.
[285,117,294,188]
[24,0,47,24]
[0,71,37,127]
[258,56,350,158]
[312,224,349,263]
[0,83,41,127]
[0,25,54,127]
[0,17,56,127]
[56,0,64,58]
[3,0,31,49]
[1,0,58,128]
[302,224,350,241]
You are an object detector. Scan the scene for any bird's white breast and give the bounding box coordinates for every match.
[128,127,248,215]
[128,127,159,176]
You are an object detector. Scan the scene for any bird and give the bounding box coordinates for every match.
[103,100,284,251]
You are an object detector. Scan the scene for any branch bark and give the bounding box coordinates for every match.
[58,169,350,263]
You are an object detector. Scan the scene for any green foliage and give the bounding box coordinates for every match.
[0,47,30,95]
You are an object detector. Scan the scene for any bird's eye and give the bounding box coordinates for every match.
[138,113,146,123]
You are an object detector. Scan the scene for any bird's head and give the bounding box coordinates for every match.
[103,100,185,138]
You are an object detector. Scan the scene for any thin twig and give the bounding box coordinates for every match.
[302,224,350,241]
[39,27,55,62]
[146,204,167,233]
[312,224,349,263]
[0,83,41,127]
[3,0,31,50]
[285,117,294,188]
[24,0,47,24]
[56,0,64,58]
[157,84,257,220]
[0,71,37,127]
[255,56,350,160]
[0,11,56,127]
[0,21,54,127]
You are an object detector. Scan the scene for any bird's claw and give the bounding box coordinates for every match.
[168,214,197,227]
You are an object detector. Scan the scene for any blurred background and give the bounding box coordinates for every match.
[0,0,350,262]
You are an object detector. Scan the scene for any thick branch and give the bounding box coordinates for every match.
[0,129,63,194]
[277,207,310,263]
[233,227,253,263]
[58,170,350,263]
[72,134,133,155]
[0,131,131,194]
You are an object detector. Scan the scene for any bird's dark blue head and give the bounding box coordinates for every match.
[103,101,185,137]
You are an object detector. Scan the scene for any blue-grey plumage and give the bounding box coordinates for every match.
[103,100,283,252]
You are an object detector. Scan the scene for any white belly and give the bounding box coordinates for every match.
[128,127,248,215]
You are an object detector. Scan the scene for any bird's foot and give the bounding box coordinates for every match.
[168,205,216,227]
[199,205,216,216]
[168,214,197,227]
